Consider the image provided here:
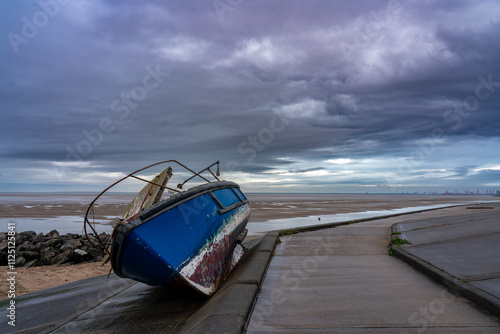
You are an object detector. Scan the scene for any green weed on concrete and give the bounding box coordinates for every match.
[279,229,300,236]
[389,237,410,246]
[388,236,410,255]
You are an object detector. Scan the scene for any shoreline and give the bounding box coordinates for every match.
[1,193,496,233]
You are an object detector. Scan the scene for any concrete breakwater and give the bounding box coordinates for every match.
[0,230,109,267]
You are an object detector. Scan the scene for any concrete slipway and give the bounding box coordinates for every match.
[2,202,500,333]
[247,202,500,333]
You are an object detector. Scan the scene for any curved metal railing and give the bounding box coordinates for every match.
[83,160,221,254]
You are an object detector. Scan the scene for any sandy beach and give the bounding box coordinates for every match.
[0,193,134,219]
[246,193,493,221]
[1,193,496,299]
[1,193,491,222]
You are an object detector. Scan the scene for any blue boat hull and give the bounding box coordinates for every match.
[110,181,250,295]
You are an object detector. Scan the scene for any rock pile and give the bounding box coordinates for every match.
[0,230,111,268]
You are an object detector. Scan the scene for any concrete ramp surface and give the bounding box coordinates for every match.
[247,207,500,333]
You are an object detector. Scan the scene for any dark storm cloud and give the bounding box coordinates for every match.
[1,0,499,192]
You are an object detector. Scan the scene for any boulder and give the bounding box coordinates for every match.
[32,233,46,244]
[15,256,26,267]
[51,249,74,265]
[0,239,8,252]
[46,238,63,248]
[20,230,37,241]
[60,243,75,252]
[15,233,25,244]
[16,243,29,252]
[68,239,83,248]
[18,251,39,262]
[98,232,110,243]
[85,236,101,248]
[74,249,92,263]
[40,247,58,265]
[47,230,60,238]
[23,259,41,268]
[65,233,81,239]
[87,247,104,260]
[34,241,48,252]
[61,238,83,251]
[0,251,6,266]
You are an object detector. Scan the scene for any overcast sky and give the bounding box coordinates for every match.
[1,0,500,194]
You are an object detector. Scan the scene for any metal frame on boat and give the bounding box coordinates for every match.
[84,160,251,296]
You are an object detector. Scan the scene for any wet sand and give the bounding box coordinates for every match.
[0,193,496,298]
[0,193,134,220]
[1,193,491,222]
[246,193,493,222]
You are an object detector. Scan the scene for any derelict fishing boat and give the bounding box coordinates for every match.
[84,160,250,296]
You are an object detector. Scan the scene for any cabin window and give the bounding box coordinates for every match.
[212,188,240,207]
[232,187,247,201]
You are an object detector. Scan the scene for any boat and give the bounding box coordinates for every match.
[84,160,251,296]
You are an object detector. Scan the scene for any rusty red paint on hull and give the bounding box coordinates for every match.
[179,204,250,295]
